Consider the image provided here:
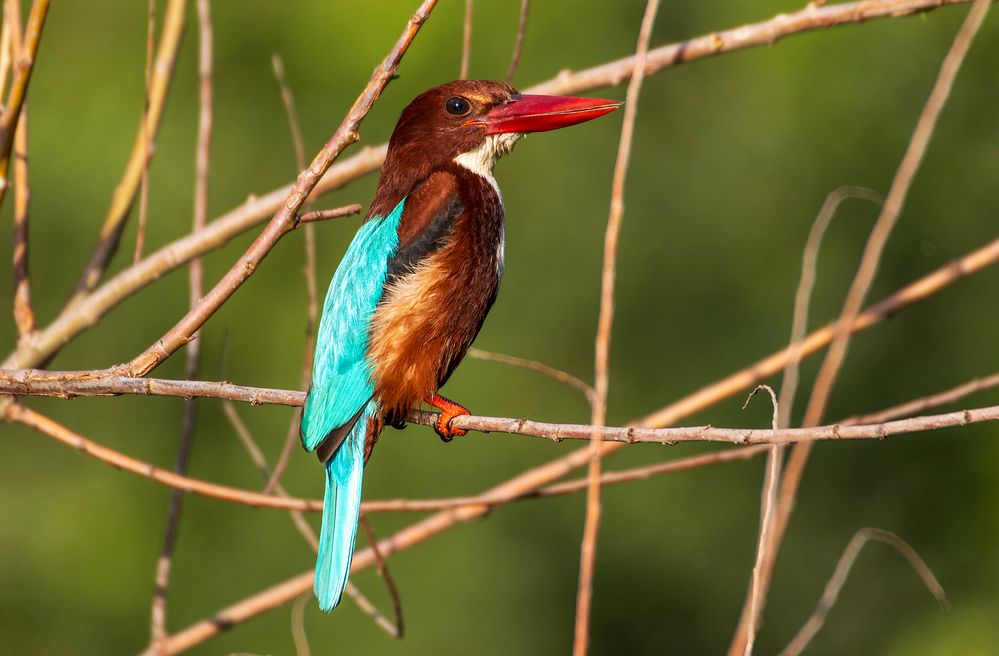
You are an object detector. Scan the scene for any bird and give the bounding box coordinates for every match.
[300,80,620,611]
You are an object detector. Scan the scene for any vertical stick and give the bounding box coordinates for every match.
[460,0,472,78]
[572,1,660,654]
[149,0,213,649]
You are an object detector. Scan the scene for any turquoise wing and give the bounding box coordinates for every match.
[300,199,405,452]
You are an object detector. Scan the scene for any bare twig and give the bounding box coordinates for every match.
[460,0,472,78]
[729,3,992,652]
[359,517,405,638]
[0,201,364,372]
[778,528,948,656]
[847,371,999,424]
[742,385,780,655]
[6,0,34,339]
[149,0,213,648]
[776,187,884,427]
[265,53,320,494]
[467,347,594,405]
[133,0,156,265]
[505,0,530,82]
[0,0,50,212]
[294,206,362,226]
[122,0,441,379]
[66,0,188,305]
[290,593,311,656]
[574,1,659,652]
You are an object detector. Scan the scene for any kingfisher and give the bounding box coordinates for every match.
[300,80,620,611]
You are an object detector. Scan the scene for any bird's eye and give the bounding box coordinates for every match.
[444,96,471,116]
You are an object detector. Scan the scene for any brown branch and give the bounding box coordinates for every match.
[0,0,49,212]
[359,517,405,638]
[729,2,992,652]
[294,206,362,226]
[4,377,999,447]
[122,0,440,379]
[149,0,213,649]
[4,401,323,511]
[467,347,594,405]
[290,593,311,656]
[0,200,365,371]
[776,186,884,427]
[505,0,530,82]
[637,232,999,429]
[6,0,34,339]
[0,0,982,377]
[266,54,320,494]
[460,0,472,78]
[133,0,156,265]
[778,528,947,656]
[742,385,780,655]
[66,0,188,306]
[574,0,659,652]
[847,371,999,424]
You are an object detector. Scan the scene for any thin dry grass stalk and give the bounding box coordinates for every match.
[505,0,530,82]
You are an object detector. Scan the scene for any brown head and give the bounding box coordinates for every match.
[368,80,620,217]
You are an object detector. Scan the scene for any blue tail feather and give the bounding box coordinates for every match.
[315,401,372,611]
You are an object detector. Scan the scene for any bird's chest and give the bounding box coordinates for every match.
[366,192,505,414]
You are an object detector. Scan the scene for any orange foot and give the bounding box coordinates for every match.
[423,392,470,442]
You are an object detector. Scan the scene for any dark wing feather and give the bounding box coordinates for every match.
[315,403,368,463]
[386,170,463,283]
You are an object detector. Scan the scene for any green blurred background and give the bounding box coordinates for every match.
[1,1,997,654]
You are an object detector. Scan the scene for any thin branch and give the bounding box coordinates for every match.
[294,206,362,226]
[778,528,948,656]
[0,0,50,212]
[636,232,999,429]
[467,347,594,405]
[776,186,884,428]
[729,2,992,652]
[133,0,156,265]
[505,0,530,82]
[6,0,34,339]
[574,0,659,652]
[290,593,311,656]
[66,0,188,306]
[0,200,365,371]
[460,0,472,78]
[359,517,405,638]
[742,385,780,656]
[847,371,999,425]
[266,53,320,494]
[122,0,441,379]
[4,374,999,445]
[149,0,213,649]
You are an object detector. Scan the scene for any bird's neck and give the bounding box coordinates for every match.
[452,133,520,201]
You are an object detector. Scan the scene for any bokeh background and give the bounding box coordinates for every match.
[0,1,997,654]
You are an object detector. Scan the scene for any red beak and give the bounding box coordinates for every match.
[477,94,622,135]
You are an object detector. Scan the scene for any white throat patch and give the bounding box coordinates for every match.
[453,132,521,202]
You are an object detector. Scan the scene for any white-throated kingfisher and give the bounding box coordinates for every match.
[300,80,620,611]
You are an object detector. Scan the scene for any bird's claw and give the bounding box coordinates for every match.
[424,392,470,442]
